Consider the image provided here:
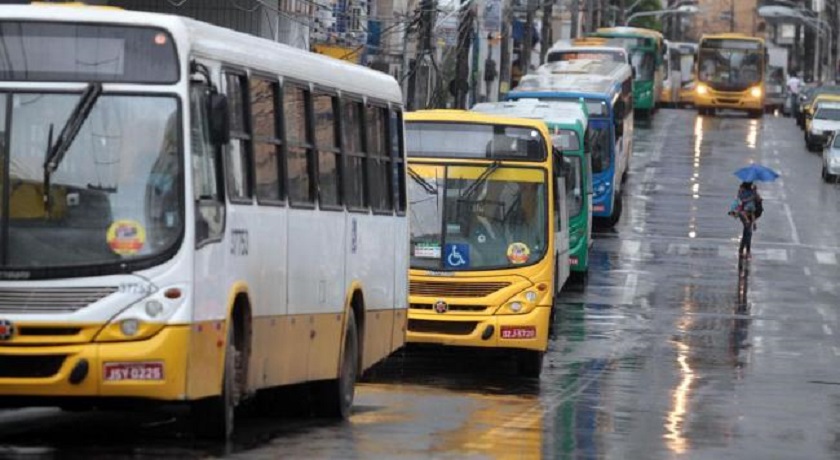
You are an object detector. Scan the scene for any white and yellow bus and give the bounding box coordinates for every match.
[404,111,570,377]
[0,4,408,438]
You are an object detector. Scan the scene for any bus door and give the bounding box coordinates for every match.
[552,148,570,294]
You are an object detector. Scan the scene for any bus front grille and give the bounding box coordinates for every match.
[0,287,117,314]
[0,355,66,378]
[408,319,478,335]
[410,303,488,313]
[410,281,511,298]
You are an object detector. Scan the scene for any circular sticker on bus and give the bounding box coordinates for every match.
[106,220,146,256]
[507,242,530,264]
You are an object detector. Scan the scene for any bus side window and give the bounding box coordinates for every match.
[224,72,253,202]
[390,109,406,215]
[191,84,225,245]
[552,148,564,231]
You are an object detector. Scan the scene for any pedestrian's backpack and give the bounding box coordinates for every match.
[754,196,764,218]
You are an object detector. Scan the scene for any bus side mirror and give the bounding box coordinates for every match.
[208,93,231,146]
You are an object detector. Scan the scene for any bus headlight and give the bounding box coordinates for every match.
[750,87,762,98]
[696,84,708,95]
[95,284,188,342]
[497,288,547,315]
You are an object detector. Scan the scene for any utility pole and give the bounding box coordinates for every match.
[617,0,625,29]
[570,0,580,38]
[499,0,512,96]
[540,0,553,64]
[522,0,536,75]
[454,0,475,108]
[729,0,734,33]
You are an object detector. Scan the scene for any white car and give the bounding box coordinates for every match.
[806,102,840,152]
[822,131,840,182]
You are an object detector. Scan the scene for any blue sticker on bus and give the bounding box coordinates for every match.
[444,243,470,269]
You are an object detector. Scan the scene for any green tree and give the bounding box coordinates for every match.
[621,0,664,30]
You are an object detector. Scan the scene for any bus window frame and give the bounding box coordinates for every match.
[282,78,317,209]
[341,95,370,214]
[248,71,286,207]
[222,67,255,205]
[365,97,395,216]
[191,80,228,249]
[312,85,344,212]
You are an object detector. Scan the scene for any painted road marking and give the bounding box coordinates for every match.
[804,267,812,276]
[621,240,641,256]
[622,273,638,306]
[815,251,838,265]
[783,203,801,245]
[667,243,690,255]
[752,248,787,262]
[823,325,833,336]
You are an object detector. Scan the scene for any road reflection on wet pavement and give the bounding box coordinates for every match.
[2,110,840,459]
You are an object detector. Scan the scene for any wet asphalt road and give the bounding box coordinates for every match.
[1,109,839,459]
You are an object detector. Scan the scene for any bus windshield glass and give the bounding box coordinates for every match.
[547,50,626,63]
[0,92,182,272]
[408,164,547,271]
[815,108,840,120]
[0,22,178,83]
[698,39,763,91]
[406,122,546,160]
[630,50,655,81]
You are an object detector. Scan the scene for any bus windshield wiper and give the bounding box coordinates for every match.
[461,160,501,199]
[407,166,438,194]
[43,82,103,211]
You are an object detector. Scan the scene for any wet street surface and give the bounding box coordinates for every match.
[2,109,839,459]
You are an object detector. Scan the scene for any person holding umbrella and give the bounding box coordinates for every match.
[730,164,778,260]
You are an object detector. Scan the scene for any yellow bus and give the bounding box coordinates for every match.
[695,34,766,118]
[404,111,570,377]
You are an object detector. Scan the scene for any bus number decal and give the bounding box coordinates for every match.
[231,229,249,256]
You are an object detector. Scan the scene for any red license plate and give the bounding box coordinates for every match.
[500,326,537,339]
[593,205,605,212]
[103,362,164,382]
[569,256,579,265]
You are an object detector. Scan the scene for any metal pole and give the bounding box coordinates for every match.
[814,17,822,81]
[522,0,536,74]
[570,0,580,38]
[729,0,735,32]
[499,0,512,96]
[540,0,553,64]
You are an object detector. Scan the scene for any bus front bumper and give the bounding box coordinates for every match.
[695,91,763,111]
[0,325,190,404]
[406,306,550,352]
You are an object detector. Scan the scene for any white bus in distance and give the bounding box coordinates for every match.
[0,3,408,439]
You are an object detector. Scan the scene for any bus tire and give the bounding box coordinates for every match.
[605,193,623,227]
[517,350,544,378]
[192,325,239,439]
[314,308,358,419]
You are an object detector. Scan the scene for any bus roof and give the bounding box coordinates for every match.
[700,33,765,43]
[406,110,551,134]
[537,59,632,82]
[513,71,620,97]
[594,27,664,40]
[0,4,402,103]
[471,100,588,129]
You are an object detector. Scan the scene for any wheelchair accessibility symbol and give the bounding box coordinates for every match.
[444,243,470,269]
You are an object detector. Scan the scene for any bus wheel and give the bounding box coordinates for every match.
[517,350,544,378]
[192,325,240,439]
[315,308,358,419]
[606,194,623,227]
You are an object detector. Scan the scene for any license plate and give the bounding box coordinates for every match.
[593,205,605,212]
[569,256,579,265]
[103,362,164,381]
[500,326,537,339]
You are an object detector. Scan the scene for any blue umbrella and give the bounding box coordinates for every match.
[734,163,779,182]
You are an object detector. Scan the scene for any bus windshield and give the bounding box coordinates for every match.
[815,108,840,120]
[698,40,763,90]
[408,164,547,271]
[406,122,546,160]
[0,92,182,272]
[631,50,655,81]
